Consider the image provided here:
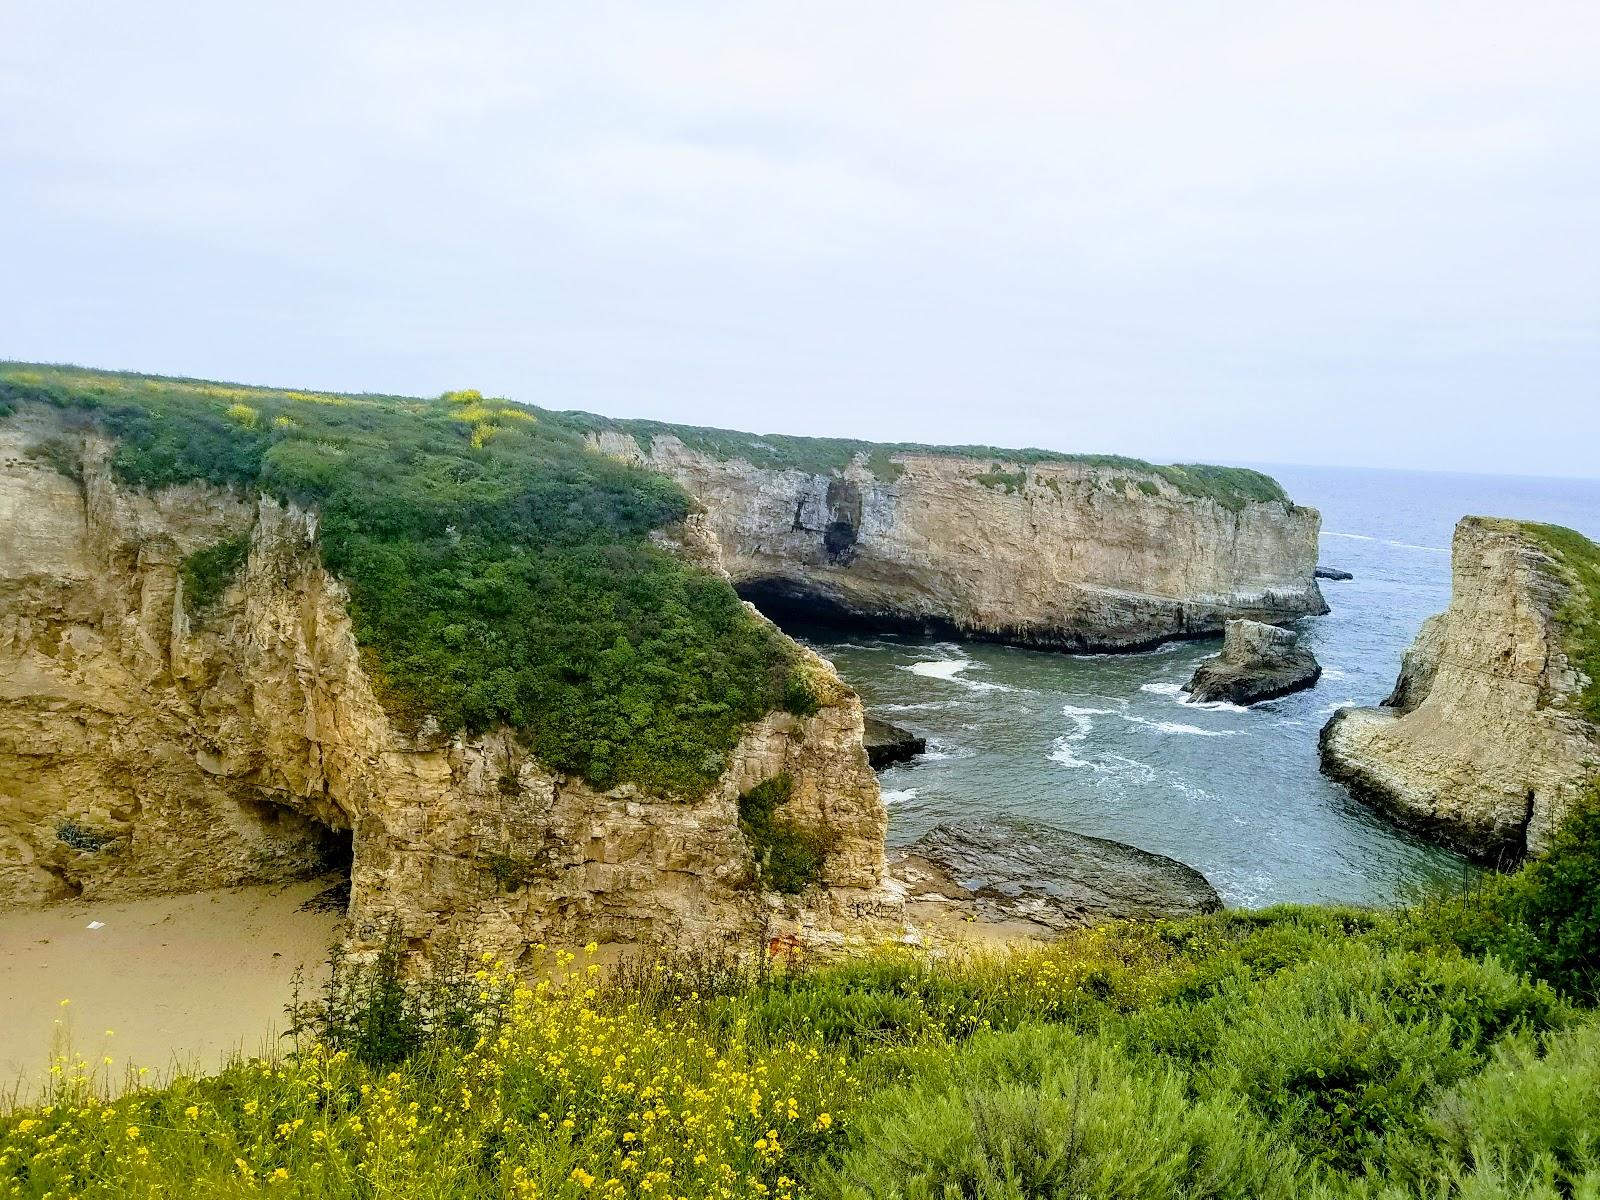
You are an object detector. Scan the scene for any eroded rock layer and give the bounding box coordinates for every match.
[891,818,1222,932]
[590,431,1327,650]
[0,410,889,955]
[1320,518,1599,859]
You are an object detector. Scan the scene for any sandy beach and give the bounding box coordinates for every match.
[1,877,343,1106]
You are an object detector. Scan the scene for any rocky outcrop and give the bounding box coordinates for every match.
[590,430,1327,652]
[0,409,890,957]
[1184,619,1321,706]
[1316,566,1354,581]
[862,717,925,770]
[1320,518,1599,859]
[890,818,1221,933]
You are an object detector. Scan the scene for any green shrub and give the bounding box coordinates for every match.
[971,467,1028,493]
[1201,945,1567,1173]
[738,774,835,893]
[24,435,82,483]
[287,920,502,1069]
[1502,788,1600,1001]
[1401,1017,1600,1195]
[1403,788,1600,1004]
[178,535,250,612]
[814,1027,1303,1200]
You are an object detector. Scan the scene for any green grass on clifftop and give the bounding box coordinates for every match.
[1518,521,1600,724]
[558,412,1291,510]
[0,362,815,796]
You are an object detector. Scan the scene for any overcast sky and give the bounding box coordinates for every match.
[3,3,1597,477]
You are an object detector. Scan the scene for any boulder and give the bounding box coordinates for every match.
[1316,566,1354,581]
[891,818,1220,932]
[1183,619,1321,705]
[862,716,926,770]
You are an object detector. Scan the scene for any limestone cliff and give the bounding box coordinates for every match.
[589,430,1327,650]
[1320,518,1600,859]
[0,408,888,956]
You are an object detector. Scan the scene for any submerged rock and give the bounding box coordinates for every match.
[1316,566,1354,581]
[891,817,1221,932]
[862,716,926,770]
[1183,619,1321,706]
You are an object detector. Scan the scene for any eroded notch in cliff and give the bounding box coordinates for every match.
[822,479,862,565]
[234,794,355,915]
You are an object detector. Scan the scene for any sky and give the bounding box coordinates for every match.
[2,3,1598,477]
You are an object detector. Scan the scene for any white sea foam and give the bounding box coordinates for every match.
[1182,697,1252,714]
[1317,699,1362,716]
[901,655,1015,692]
[1139,682,1185,698]
[1324,531,1376,541]
[1388,540,1450,553]
[1122,714,1240,737]
[880,787,919,807]
[1048,733,1099,770]
[875,700,964,713]
[907,658,970,680]
[1061,703,1117,716]
[1048,706,1101,769]
[921,738,974,761]
[1141,679,1249,713]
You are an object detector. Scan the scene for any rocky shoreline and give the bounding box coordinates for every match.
[891,818,1221,934]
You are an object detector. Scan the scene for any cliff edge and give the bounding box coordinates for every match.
[586,425,1327,651]
[0,381,890,958]
[1320,517,1600,859]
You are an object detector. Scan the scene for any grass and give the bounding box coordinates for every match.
[0,362,820,797]
[10,786,1599,1196]
[558,411,1291,511]
[1517,521,1600,724]
[3,893,1597,1200]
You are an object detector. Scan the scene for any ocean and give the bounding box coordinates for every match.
[797,465,1600,908]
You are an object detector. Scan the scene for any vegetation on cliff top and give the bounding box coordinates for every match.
[5,797,1600,1200]
[558,411,1292,511]
[1517,521,1600,724]
[0,362,817,796]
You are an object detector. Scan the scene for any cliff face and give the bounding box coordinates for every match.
[0,410,888,954]
[1320,518,1599,859]
[591,431,1327,650]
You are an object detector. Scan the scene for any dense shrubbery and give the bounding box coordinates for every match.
[1411,787,1600,1004]
[0,363,816,796]
[737,775,836,894]
[4,898,1597,1199]
[179,535,250,611]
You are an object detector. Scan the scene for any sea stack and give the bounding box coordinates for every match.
[1183,619,1322,705]
[1320,517,1600,859]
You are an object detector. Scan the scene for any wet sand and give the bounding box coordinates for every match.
[1,877,342,1106]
